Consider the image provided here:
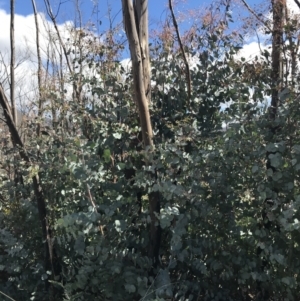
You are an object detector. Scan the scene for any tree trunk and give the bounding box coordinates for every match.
[270,0,284,121]
[133,0,151,103]
[258,1,284,299]
[122,0,153,146]
[168,0,192,100]
[0,84,60,298]
[10,0,17,124]
[122,0,161,267]
[31,0,43,136]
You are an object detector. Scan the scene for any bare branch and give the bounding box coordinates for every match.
[168,0,192,100]
[10,0,17,124]
[294,0,300,9]
[240,0,272,32]
[43,0,72,73]
[31,0,43,135]
[0,290,16,301]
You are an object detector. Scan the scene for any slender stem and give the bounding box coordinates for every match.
[10,0,17,124]
[31,0,43,135]
[168,0,192,100]
[240,0,272,32]
[0,290,16,301]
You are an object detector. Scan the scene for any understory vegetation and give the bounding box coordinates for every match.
[0,0,300,300]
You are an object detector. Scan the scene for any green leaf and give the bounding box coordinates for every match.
[281,277,295,288]
[103,149,111,163]
[272,171,282,181]
[267,168,273,177]
[156,269,173,298]
[74,236,85,255]
[124,284,136,293]
[287,182,294,191]
[266,143,277,152]
[273,254,285,265]
[113,133,122,139]
[279,88,291,102]
[269,153,282,168]
[117,163,125,170]
[159,206,179,229]
[293,145,300,154]
[114,220,126,232]
[171,234,182,251]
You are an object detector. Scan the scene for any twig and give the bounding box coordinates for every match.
[10,0,17,124]
[0,290,17,301]
[168,0,192,100]
[82,151,104,236]
[31,0,43,136]
[294,0,300,9]
[43,0,72,73]
[255,28,262,54]
[240,0,272,32]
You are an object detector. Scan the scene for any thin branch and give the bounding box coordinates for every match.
[284,1,298,84]
[255,28,262,53]
[82,151,104,236]
[31,0,43,136]
[0,52,11,87]
[43,0,72,73]
[168,0,192,100]
[0,290,17,301]
[240,0,272,32]
[293,0,300,9]
[10,0,17,124]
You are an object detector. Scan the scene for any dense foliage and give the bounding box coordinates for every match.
[0,2,300,301]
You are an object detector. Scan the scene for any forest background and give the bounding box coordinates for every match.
[0,0,300,300]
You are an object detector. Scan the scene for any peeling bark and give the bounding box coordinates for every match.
[122,0,161,267]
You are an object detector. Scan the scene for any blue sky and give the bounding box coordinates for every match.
[0,0,270,73]
[0,0,296,111]
[2,1,207,24]
[1,0,262,30]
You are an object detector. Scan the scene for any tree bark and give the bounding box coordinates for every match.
[168,0,192,100]
[122,0,161,267]
[122,0,153,146]
[270,0,284,121]
[10,0,17,124]
[133,0,151,103]
[257,1,284,299]
[31,0,43,136]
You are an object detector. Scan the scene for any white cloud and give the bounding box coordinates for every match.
[235,0,300,67]
[235,41,269,62]
[0,0,299,114]
[120,58,131,72]
[0,9,74,110]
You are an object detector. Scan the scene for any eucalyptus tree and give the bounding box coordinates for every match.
[122,0,161,268]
